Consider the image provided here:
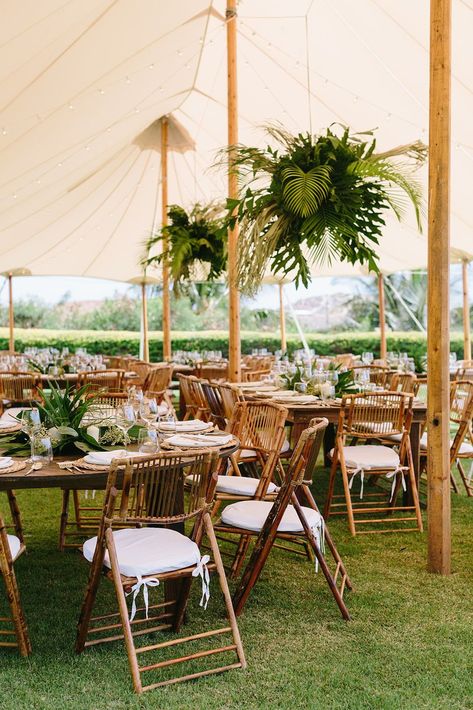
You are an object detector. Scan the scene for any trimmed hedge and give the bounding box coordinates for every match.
[0,327,465,370]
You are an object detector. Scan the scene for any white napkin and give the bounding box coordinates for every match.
[158,420,211,433]
[1,407,28,423]
[0,457,13,469]
[166,433,233,448]
[83,449,129,465]
[157,404,168,416]
[0,420,17,430]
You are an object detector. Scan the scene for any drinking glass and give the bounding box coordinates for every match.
[294,382,307,394]
[30,433,53,464]
[21,408,41,438]
[116,404,136,450]
[362,352,374,365]
[137,428,159,454]
[139,398,158,426]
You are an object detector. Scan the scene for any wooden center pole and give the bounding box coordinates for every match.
[226,1,241,382]
[279,284,287,352]
[427,0,451,575]
[377,274,387,361]
[141,282,149,362]
[462,259,471,361]
[8,273,14,354]
[161,116,171,361]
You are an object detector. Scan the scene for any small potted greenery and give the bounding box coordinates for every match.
[223,124,426,295]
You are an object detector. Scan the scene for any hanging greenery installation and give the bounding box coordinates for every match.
[223,125,427,296]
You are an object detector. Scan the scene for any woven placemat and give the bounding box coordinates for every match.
[160,435,238,452]
[0,460,27,475]
[0,423,23,435]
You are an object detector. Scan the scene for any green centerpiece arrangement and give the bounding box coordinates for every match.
[1,384,134,457]
[223,124,426,295]
[279,365,359,397]
[142,203,227,294]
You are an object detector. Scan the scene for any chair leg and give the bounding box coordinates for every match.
[230,534,252,579]
[203,514,246,669]
[456,459,473,496]
[106,528,143,694]
[6,490,24,544]
[2,565,31,656]
[323,453,338,520]
[59,489,70,551]
[339,462,357,536]
[75,547,106,654]
[406,444,423,532]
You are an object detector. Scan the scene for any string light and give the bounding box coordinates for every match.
[1,128,7,135]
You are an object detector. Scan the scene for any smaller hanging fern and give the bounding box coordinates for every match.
[142,203,227,295]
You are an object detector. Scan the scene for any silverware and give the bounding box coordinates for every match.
[24,462,42,476]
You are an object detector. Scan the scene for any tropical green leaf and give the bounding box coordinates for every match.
[281,165,332,217]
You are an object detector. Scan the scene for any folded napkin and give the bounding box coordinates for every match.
[157,404,168,416]
[0,457,13,469]
[83,449,129,466]
[158,420,211,433]
[1,407,28,423]
[0,420,17,430]
[166,433,233,448]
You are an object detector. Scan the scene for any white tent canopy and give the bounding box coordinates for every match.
[0,0,472,284]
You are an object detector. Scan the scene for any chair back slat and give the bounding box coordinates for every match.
[200,381,227,429]
[78,369,125,393]
[339,391,413,438]
[144,365,173,397]
[230,400,287,456]
[0,372,41,402]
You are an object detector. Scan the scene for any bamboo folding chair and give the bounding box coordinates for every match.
[0,372,42,408]
[78,369,126,393]
[215,419,352,619]
[128,361,152,388]
[195,364,229,381]
[0,512,31,656]
[144,365,173,409]
[455,364,473,382]
[200,381,227,430]
[218,382,244,424]
[386,372,420,395]
[324,392,423,535]
[187,376,211,421]
[75,450,246,693]
[242,368,272,383]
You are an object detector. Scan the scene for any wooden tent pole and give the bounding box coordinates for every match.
[8,273,14,354]
[377,274,387,361]
[226,0,241,382]
[141,282,149,362]
[161,116,171,361]
[462,259,471,361]
[427,0,451,575]
[279,284,287,352]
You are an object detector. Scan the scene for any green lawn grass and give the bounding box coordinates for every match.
[1,475,472,710]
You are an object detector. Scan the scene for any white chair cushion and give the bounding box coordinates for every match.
[221,500,322,533]
[83,528,202,578]
[330,445,400,470]
[7,534,21,561]
[215,475,277,496]
[419,433,473,455]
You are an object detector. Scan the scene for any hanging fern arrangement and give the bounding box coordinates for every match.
[142,203,227,295]
[223,125,427,296]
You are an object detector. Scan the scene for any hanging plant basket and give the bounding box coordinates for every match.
[223,125,427,296]
[143,203,227,295]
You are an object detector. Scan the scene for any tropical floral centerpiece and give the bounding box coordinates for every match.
[223,125,426,295]
[1,384,133,457]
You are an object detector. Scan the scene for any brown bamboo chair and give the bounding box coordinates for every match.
[0,511,31,656]
[128,361,152,388]
[324,392,423,535]
[217,382,244,424]
[195,363,229,381]
[78,370,125,393]
[215,419,351,619]
[188,376,211,421]
[333,353,355,368]
[387,372,420,395]
[75,450,246,693]
[351,365,389,387]
[144,365,173,409]
[242,367,272,383]
[105,356,127,369]
[0,372,42,407]
[200,380,227,430]
[455,364,473,382]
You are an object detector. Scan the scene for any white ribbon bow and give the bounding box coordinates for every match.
[311,517,325,574]
[192,554,211,609]
[385,466,408,502]
[126,575,160,621]
[348,467,365,499]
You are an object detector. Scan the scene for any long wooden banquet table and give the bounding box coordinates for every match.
[240,387,427,504]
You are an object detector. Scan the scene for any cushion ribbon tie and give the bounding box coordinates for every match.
[385,466,408,502]
[126,576,160,621]
[192,554,211,609]
[348,467,365,499]
[311,517,325,574]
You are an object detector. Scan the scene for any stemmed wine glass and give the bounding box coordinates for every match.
[21,408,41,438]
[115,404,136,451]
[139,398,159,426]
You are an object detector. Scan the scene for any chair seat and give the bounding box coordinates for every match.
[83,528,202,578]
[387,432,473,455]
[331,445,401,470]
[7,534,21,562]
[215,476,278,496]
[221,500,322,534]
